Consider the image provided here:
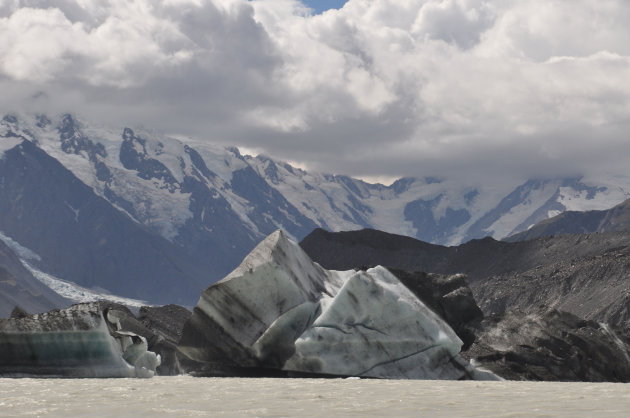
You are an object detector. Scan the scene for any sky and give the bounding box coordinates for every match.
[1,0,630,185]
[301,0,348,15]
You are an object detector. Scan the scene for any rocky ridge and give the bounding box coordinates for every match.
[508,197,630,241]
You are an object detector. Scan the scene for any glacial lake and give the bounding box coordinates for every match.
[2,376,630,417]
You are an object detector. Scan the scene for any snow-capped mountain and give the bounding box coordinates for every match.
[244,157,630,245]
[2,112,630,305]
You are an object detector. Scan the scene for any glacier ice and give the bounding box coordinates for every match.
[0,302,160,378]
[179,230,495,380]
[284,266,466,378]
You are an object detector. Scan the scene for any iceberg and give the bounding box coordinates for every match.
[179,230,495,379]
[0,302,160,378]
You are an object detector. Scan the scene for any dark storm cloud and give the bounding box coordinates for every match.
[1,0,630,184]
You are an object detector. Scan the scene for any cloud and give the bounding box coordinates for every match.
[1,0,630,184]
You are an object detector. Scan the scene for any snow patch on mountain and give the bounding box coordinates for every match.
[0,230,42,262]
[486,180,564,239]
[375,178,515,246]
[24,262,148,308]
[0,137,22,158]
[558,175,630,212]
[179,139,249,182]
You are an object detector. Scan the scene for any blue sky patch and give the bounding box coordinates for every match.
[301,0,349,14]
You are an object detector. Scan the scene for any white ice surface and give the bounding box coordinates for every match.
[284,266,465,379]
[4,115,195,241]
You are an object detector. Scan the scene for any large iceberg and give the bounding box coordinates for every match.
[0,302,160,377]
[178,230,495,379]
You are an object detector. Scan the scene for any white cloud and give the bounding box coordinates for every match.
[1,0,630,183]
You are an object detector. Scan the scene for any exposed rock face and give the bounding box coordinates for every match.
[464,309,630,382]
[178,230,495,380]
[0,302,160,377]
[301,228,630,329]
[138,305,192,376]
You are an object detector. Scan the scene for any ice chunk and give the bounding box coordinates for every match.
[179,230,494,379]
[0,303,160,378]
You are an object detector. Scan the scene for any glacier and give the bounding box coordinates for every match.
[0,303,160,378]
[178,230,496,380]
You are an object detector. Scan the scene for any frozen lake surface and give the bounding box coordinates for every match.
[2,376,630,417]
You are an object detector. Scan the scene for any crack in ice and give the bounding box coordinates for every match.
[357,344,442,377]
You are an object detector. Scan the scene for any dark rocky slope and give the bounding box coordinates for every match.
[0,240,70,318]
[301,228,630,328]
[465,309,630,382]
[507,197,630,242]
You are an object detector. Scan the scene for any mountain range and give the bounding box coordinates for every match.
[2,112,630,307]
